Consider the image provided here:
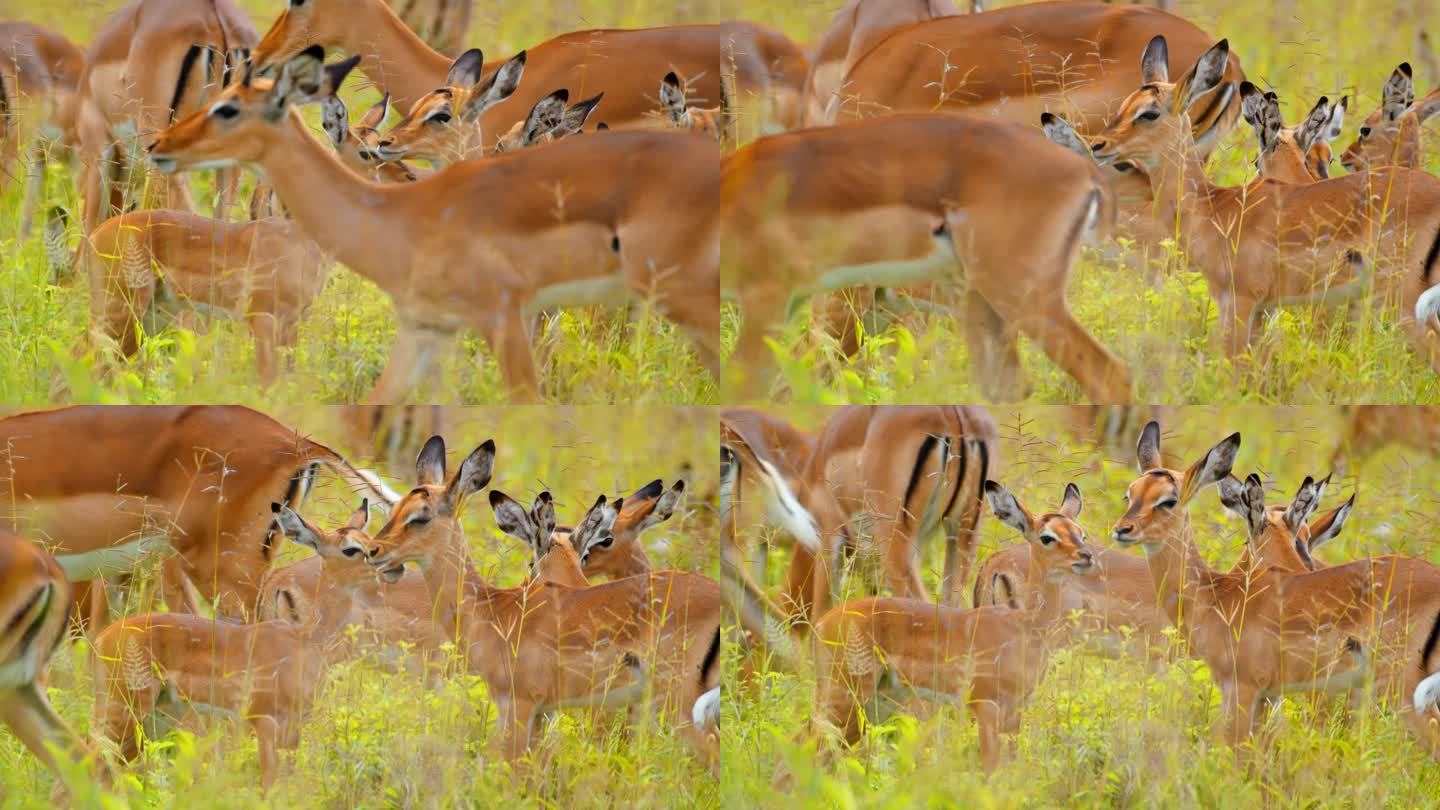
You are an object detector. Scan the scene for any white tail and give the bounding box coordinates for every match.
[1415,670,1440,713]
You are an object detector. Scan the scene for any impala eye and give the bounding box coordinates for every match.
[341,546,361,558]
[405,513,431,527]
[427,112,453,125]
[1137,109,1161,122]
[594,534,615,548]
[1359,126,1372,138]
[1155,497,1178,510]
[1113,161,1136,173]
[211,103,240,120]
[1039,533,1058,546]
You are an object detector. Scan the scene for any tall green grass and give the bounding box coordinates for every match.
[724,405,1440,808]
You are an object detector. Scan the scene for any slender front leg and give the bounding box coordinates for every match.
[491,693,537,764]
[476,307,541,403]
[365,323,452,406]
[250,714,280,789]
[0,682,100,783]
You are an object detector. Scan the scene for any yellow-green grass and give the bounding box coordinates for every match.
[0,0,721,406]
[0,404,719,808]
[726,0,1440,404]
[724,405,1440,808]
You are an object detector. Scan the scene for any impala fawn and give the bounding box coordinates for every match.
[362,436,722,770]
[92,501,380,788]
[1339,62,1440,173]
[811,481,1096,772]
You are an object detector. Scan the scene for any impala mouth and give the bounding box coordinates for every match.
[372,144,407,162]
[150,155,179,174]
[379,565,405,583]
[1071,559,1096,574]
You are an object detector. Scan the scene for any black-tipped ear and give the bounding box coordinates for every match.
[322,54,361,97]
[490,489,540,544]
[463,51,526,119]
[447,48,486,88]
[1040,112,1091,159]
[560,91,603,134]
[445,439,496,508]
[1181,431,1241,503]
[1140,35,1169,84]
[1136,421,1163,472]
[416,435,447,487]
[533,491,557,539]
[268,46,328,115]
[1283,475,1322,532]
[1239,473,1266,538]
[1059,483,1082,519]
[1307,492,1355,551]
[984,481,1033,539]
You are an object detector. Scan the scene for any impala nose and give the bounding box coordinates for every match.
[1090,138,1107,155]
[1113,524,1135,543]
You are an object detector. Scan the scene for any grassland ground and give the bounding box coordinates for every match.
[0,0,727,407]
[0,404,720,808]
[723,405,1440,808]
[725,0,1440,405]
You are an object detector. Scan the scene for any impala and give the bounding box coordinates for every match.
[252,0,800,135]
[362,436,722,769]
[0,527,172,788]
[490,490,617,587]
[1240,83,1345,183]
[385,0,473,55]
[1339,63,1440,173]
[1331,406,1440,476]
[801,0,964,126]
[319,93,420,183]
[74,0,257,233]
[148,49,720,403]
[1112,421,1440,754]
[829,1,1244,152]
[810,480,1096,771]
[722,112,1131,402]
[0,405,397,620]
[1217,473,1353,574]
[0,21,85,236]
[1091,37,1440,369]
[92,501,383,788]
[660,72,723,142]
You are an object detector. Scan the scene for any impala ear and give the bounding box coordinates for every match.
[1217,474,1247,515]
[660,71,687,122]
[462,51,526,120]
[570,494,620,555]
[445,439,496,509]
[560,91,604,135]
[416,435,447,487]
[1136,421,1163,472]
[1295,96,1332,154]
[345,498,370,532]
[320,94,349,148]
[1383,62,1415,121]
[532,491,557,540]
[519,89,569,143]
[271,502,322,549]
[1324,96,1347,141]
[490,490,541,546]
[1239,82,1280,153]
[1140,35,1169,85]
[1306,492,1354,551]
[268,46,327,116]
[320,55,361,98]
[1239,473,1267,538]
[447,48,486,89]
[642,480,686,530]
[1283,475,1322,532]
[358,94,391,131]
[1059,483,1083,519]
[1178,40,1230,113]
[985,481,1034,539]
[1179,431,1241,503]
[1040,112,1091,159]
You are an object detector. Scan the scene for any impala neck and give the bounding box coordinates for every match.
[417,524,492,637]
[257,112,414,294]
[1140,514,1218,637]
[1145,140,1222,257]
[343,0,452,109]
[1021,556,1072,645]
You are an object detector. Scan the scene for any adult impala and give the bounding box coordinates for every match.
[0,405,396,620]
[722,112,1131,402]
[0,21,85,236]
[73,0,257,233]
[810,480,1096,771]
[362,436,722,769]
[1090,37,1440,369]
[251,0,802,137]
[148,49,719,402]
[829,1,1244,150]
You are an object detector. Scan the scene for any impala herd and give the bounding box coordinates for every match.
[0,405,717,793]
[722,405,1440,773]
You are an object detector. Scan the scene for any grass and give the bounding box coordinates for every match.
[0,0,721,407]
[727,0,1440,404]
[0,403,720,808]
[724,405,1440,808]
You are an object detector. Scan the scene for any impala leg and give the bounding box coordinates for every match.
[365,325,451,407]
[1217,681,1261,748]
[656,287,722,381]
[731,282,788,400]
[247,312,280,386]
[811,290,870,358]
[781,544,816,622]
[875,513,928,601]
[492,694,537,764]
[477,309,541,403]
[961,290,1026,400]
[969,698,1003,773]
[250,714,280,789]
[0,682,97,782]
[159,555,200,614]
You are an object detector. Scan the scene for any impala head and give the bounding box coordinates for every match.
[1339,63,1439,171]
[1090,37,1237,173]
[253,0,358,75]
[1217,473,1354,571]
[1039,111,1154,204]
[1240,83,1345,182]
[660,72,721,139]
[493,89,604,153]
[149,48,358,174]
[373,49,526,162]
[319,92,415,181]
[490,489,583,582]
[582,479,684,579]
[271,499,380,588]
[1113,421,1240,549]
[366,436,496,583]
[985,480,1095,581]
